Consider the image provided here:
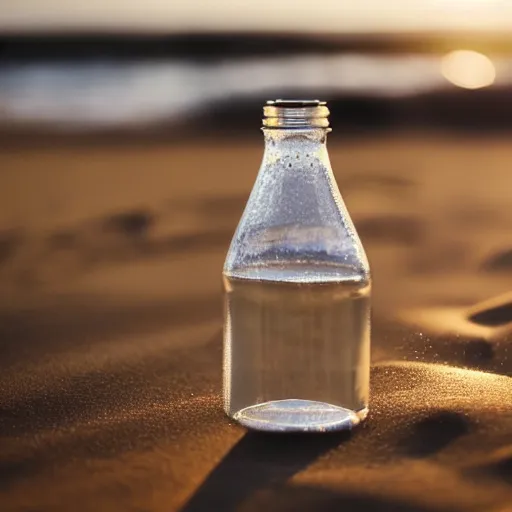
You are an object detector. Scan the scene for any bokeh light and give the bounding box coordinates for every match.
[441,50,496,89]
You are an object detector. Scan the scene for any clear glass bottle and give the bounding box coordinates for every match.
[223,100,371,433]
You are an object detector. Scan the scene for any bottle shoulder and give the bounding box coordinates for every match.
[224,142,370,277]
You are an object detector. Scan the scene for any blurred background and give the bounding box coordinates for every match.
[1,2,512,511]
[1,0,512,370]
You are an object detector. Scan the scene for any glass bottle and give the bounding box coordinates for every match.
[222,100,371,433]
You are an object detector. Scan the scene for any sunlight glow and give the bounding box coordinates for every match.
[441,50,496,89]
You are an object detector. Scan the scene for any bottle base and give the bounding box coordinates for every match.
[231,399,368,433]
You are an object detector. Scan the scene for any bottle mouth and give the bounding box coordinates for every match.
[263,99,330,129]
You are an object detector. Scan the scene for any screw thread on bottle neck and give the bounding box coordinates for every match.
[263,99,330,129]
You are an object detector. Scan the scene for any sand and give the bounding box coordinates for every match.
[0,133,511,511]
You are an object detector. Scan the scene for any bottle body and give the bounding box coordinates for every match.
[223,101,371,432]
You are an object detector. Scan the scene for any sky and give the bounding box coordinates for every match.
[1,0,512,34]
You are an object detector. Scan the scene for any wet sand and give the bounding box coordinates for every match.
[0,133,511,511]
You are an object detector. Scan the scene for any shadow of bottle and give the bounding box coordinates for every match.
[180,430,351,512]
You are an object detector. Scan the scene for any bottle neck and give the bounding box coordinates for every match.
[260,100,332,171]
[262,128,329,158]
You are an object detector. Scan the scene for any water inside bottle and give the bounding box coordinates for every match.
[223,262,370,432]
